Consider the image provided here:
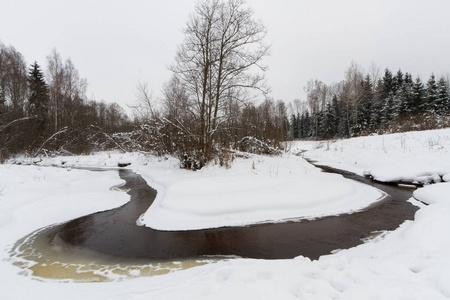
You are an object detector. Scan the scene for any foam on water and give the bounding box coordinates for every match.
[9,225,217,282]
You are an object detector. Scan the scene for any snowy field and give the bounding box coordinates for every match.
[294,128,450,185]
[0,128,449,299]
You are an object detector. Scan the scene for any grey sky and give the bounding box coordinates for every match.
[2,0,450,111]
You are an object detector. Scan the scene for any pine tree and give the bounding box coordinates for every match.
[426,74,439,112]
[381,92,395,124]
[360,75,373,130]
[298,113,304,138]
[378,69,395,127]
[392,69,404,94]
[412,77,426,114]
[317,110,326,138]
[391,94,402,121]
[28,61,49,134]
[397,73,414,116]
[404,72,413,85]
[301,110,311,138]
[381,68,394,99]
[323,102,336,138]
[338,101,351,138]
[331,94,340,135]
[290,114,299,139]
[370,79,384,130]
[436,76,449,114]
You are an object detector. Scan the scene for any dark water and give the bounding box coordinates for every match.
[54,165,418,261]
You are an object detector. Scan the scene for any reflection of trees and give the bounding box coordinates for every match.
[59,215,93,246]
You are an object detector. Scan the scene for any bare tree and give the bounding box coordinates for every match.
[0,44,30,156]
[170,0,270,160]
[62,58,87,126]
[305,79,329,136]
[46,49,64,133]
[163,76,191,122]
[369,62,380,92]
[0,45,28,119]
[47,50,88,133]
[292,99,306,116]
[344,61,364,133]
[130,81,156,122]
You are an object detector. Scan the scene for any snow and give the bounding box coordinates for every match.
[138,155,383,230]
[414,182,450,204]
[11,151,384,231]
[293,128,450,185]
[1,128,450,299]
[0,165,129,239]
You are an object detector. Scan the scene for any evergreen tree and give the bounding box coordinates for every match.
[317,110,325,138]
[338,103,350,138]
[437,76,449,114]
[323,102,336,138]
[331,94,340,135]
[391,94,401,121]
[381,68,394,99]
[378,69,395,127]
[301,110,311,138]
[360,75,373,130]
[412,77,426,114]
[426,74,439,112]
[392,69,404,94]
[404,72,413,85]
[298,113,304,138]
[397,73,414,116]
[370,79,384,130]
[290,114,299,139]
[28,61,49,134]
[381,91,395,124]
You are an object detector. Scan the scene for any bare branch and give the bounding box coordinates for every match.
[34,127,69,157]
[0,116,39,133]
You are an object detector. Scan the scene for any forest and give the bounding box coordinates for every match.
[0,45,130,160]
[1,0,449,168]
[295,63,450,140]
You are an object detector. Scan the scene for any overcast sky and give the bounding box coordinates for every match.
[2,0,450,111]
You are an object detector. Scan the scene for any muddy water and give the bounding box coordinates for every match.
[11,224,214,282]
[11,163,419,281]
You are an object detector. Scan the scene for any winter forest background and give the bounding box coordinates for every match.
[1,1,449,168]
[1,42,449,168]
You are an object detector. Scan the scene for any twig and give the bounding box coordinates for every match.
[0,116,39,133]
[91,125,127,153]
[34,127,69,157]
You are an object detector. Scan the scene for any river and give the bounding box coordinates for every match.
[10,162,419,281]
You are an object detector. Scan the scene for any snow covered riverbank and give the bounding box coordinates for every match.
[1,128,449,299]
[293,128,450,185]
[7,151,385,231]
[136,154,384,230]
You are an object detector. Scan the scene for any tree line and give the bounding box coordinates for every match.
[0,43,130,160]
[1,0,285,167]
[2,0,449,168]
[291,62,450,140]
[131,0,449,170]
